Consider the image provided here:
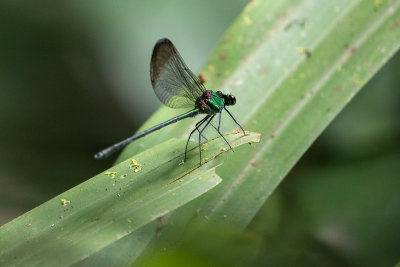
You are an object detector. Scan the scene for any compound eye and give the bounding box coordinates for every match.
[230,95,236,105]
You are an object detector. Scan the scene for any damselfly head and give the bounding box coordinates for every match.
[227,94,236,106]
[217,90,236,106]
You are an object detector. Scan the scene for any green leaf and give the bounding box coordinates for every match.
[0,131,260,266]
[86,0,400,265]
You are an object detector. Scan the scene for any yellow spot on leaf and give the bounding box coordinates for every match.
[120,174,126,179]
[104,171,117,179]
[297,47,312,58]
[129,159,138,167]
[61,198,70,206]
[352,73,363,86]
[374,0,382,7]
[129,159,142,173]
[243,15,252,25]
[208,65,215,72]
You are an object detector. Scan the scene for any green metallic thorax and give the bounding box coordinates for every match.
[195,90,225,115]
[205,92,224,114]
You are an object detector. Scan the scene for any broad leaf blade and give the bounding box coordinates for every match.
[207,0,400,227]
[102,0,400,264]
[0,132,260,266]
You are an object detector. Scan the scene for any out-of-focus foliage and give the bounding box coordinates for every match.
[253,50,400,266]
[1,0,399,266]
[136,46,400,267]
[0,0,248,225]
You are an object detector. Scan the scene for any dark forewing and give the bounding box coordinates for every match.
[150,38,206,109]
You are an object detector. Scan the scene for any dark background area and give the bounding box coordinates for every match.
[0,0,248,223]
[0,1,399,266]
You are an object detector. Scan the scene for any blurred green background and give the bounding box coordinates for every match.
[0,1,399,266]
[0,0,248,223]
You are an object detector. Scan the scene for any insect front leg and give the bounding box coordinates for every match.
[183,115,210,163]
[224,107,246,135]
[198,115,215,165]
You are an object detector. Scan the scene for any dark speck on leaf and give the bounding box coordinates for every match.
[157,216,168,229]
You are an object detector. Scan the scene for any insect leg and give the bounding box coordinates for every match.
[198,115,215,165]
[204,114,232,151]
[197,130,208,141]
[224,107,246,135]
[196,117,209,140]
[216,111,233,151]
[184,115,210,163]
